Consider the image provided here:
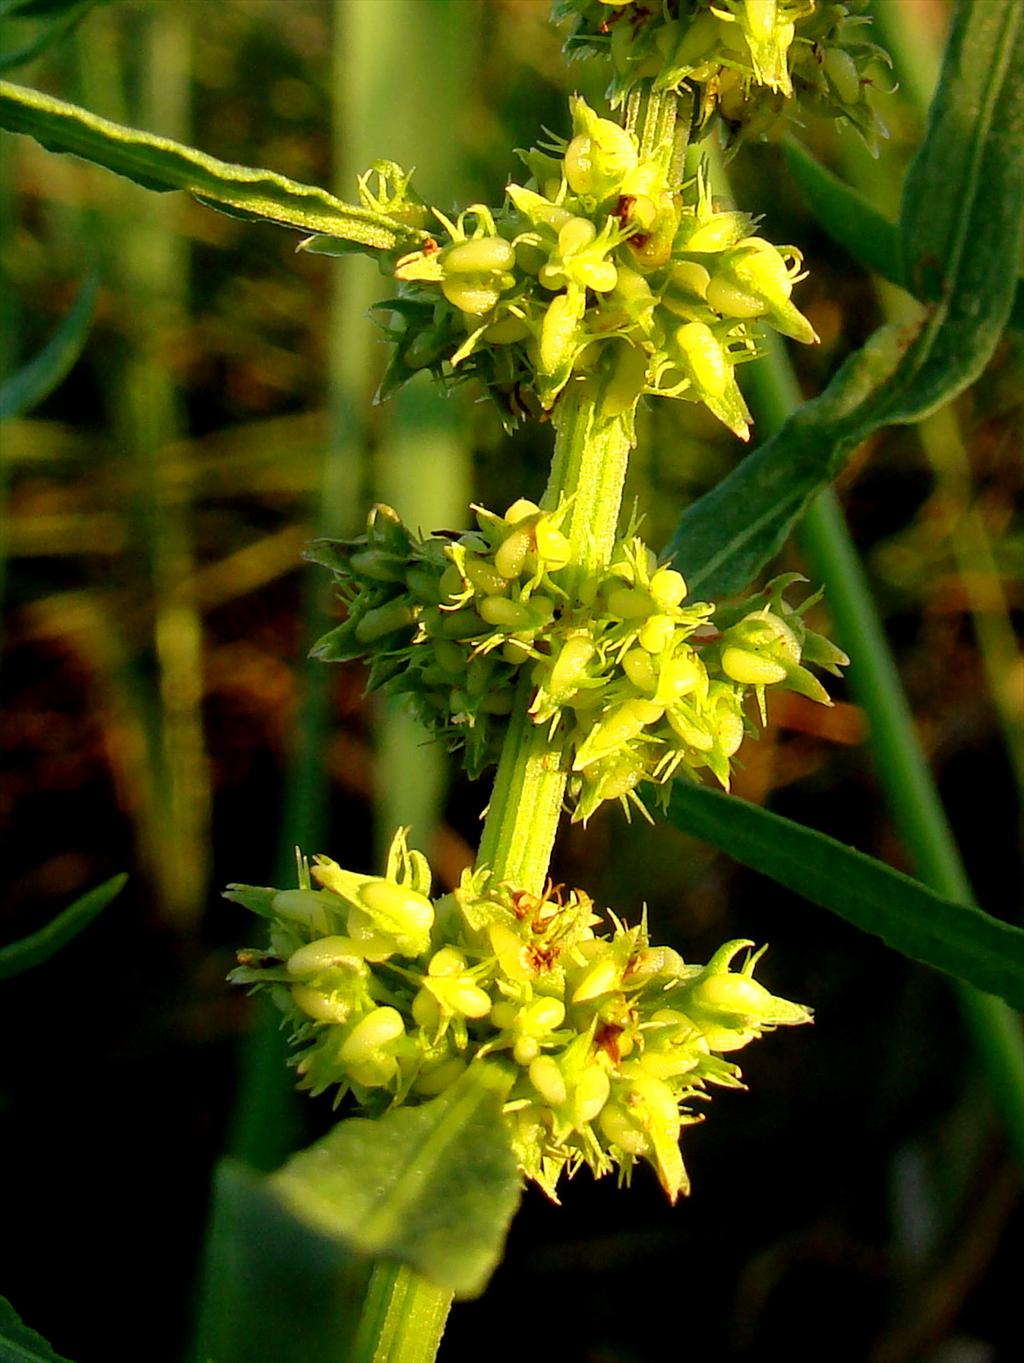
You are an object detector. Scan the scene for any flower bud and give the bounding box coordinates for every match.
[272,889,334,934]
[599,1101,650,1155]
[573,1065,611,1125]
[292,983,351,1024]
[676,321,728,398]
[622,647,658,693]
[604,342,649,418]
[479,596,539,631]
[558,216,597,257]
[649,567,686,608]
[538,289,585,397]
[340,1006,405,1064]
[706,276,766,319]
[545,634,598,702]
[668,260,711,300]
[413,1056,466,1096]
[532,519,572,571]
[287,937,368,976]
[564,102,637,199]
[605,584,655,619]
[824,45,861,107]
[353,878,434,957]
[494,526,533,580]
[354,602,417,644]
[529,1054,567,1108]
[574,698,663,769]
[721,646,787,685]
[572,953,622,1003]
[463,557,509,597]
[684,212,752,254]
[638,614,676,653]
[444,236,516,275]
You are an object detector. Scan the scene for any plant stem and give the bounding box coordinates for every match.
[477,381,635,889]
[350,1264,452,1363]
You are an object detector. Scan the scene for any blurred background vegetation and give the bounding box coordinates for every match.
[1,1,1020,1360]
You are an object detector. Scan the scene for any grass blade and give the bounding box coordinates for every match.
[0,872,127,980]
[0,273,97,419]
[0,79,426,251]
[665,784,1024,1010]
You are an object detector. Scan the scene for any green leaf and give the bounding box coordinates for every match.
[0,1296,75,1363]
[0,273,98,419]
[0,872,126,980]
[196,1065,518,1361]
[269,1061,521,1298]
[0,80,427,253]
[665,782,1024,1010]
[667,0,1024,600]
[195,1161,377,1363]
[897,0,1024,409]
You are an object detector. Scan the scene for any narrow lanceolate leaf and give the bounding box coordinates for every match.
[666,783,1024,1011]
[667,0,1024,600]
[0,274,98,420]
[0,1296,75,1363]
[0,80,426,252]
[0,872,126,980]
[896,0,1024,413]
[268,1062,521,1298]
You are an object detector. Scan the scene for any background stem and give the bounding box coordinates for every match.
[745,338,1024,1165]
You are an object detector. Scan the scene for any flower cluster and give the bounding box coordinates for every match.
[309,500,847,821]
[228,829,812,1202]
[375,95,815,437]
[554,0,891,151]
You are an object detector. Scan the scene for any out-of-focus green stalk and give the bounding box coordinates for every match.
[376,377,468,860]
[745,340,1024,1165]
[370,0,472,864]
[78,4,210,929]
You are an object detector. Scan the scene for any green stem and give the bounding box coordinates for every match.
[624,79,693,184]
[477,381,635,889]
[350,1264,452,1363]
[745,338,1024,1165]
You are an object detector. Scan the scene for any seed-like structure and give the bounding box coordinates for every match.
[228,830,812,1202]
[367,95,818,437]
[308,503,846,820]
